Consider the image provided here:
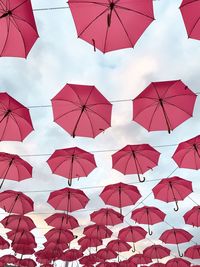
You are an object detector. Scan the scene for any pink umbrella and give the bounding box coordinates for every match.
[131,206,166,235]
[18,258,36,267]
[152,176,193,211]
[47,147,97,186]
[166,258,191,267]
[0,236,9,249]
[184,245,200,259]
[83,224,112,239]
[78,236,102,251]
[0,255,17,265]
[43,241,69,251]
[129,253,152,265]
[112,144,160,182]
[45,228,74,244]
[68,0,154,53]
[143,244,170,260]
[97,248,118,260]
[12,244,35,255]
[150,264,166,267]
[90,208,124,226]
[7,230,36,246]
[133,80,197,133]
[61,249,83,261]
[183,206,200,227]
[0,0,38,57]
[51,83,112,138]
[107,239,131,252]
[45,213,79,230]
[79,254,101,265]
[1,214,36,231]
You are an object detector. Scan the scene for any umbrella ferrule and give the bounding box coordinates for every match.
[0,10,12,19]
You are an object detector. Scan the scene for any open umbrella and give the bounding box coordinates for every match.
[97,248,118,261]
[107,239,131,252]
[45,213,79,230]
[78,236,102,251]
[133,80,197,133]
[45,228,74,244]
[18,258,36,267]
[0,255,17,265]
[159,228,193,257]
[1,214,36,231]
[143,245,170,260]
[79,254,101,265]
[0,0,38,57]
[150,263,166,267]
[12,244,35,255]
[112,144,160,182]
[184,245,200,259]
[47,146,97,186]
[90,208,124,226]
[166,258,191,267]
[51,83,112,138]
[152,176,193,211]
[61,249,83,261]
[131,206,166,235]
[0,92,34,141]
[183,206,200,227]
[7,230,36,246]
[129,253,152,265]
[83,224,112,239]
[68,0,154,53]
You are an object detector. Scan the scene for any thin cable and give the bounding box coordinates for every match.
[33,6,69,11]
[187,196,199,206]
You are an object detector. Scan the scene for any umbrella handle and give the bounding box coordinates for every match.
[92,39,96,52]
[174,201,179,212]
[177,243,183,257]
[139,176,145,183]
[148,224,153,236]
[132,243,136,252]
[68,178,72,187]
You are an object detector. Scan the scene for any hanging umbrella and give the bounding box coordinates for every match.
[184,245,200,259]
[152,176,193,211]
[0,152,32,189]
[90,208,124,226]
[172,135,200,169]
[118,260,134,267]
[131,206,166,235]
[0,190,34,214]
[47,187,89,214]
[129,253,152,265]
[83,224,112,239]
[12,244,35,255]
[0,92,34,141]
[0,0,38,57]
[61,249,83,261]
[183,206,200,227]
[0,255,17,265]
[17,258,36,267]
[132,80,197,133]
[159,228,193,257]
[68,0,154,53]
[107,239,131,252]
[118,226,147,252]
[79,254,101,265]
[166,258,191,267]
[97,248,118,260]
[143,245,170,259]
[78,236,102,251]
[45,228,74,244]
[100,182,141,214]
[43,241,69,251]
[45,213,79,230]
[51,83,112,138]
[112,144,160,182]
[0,236,9,249]
[7,230,36,246]
[47,146,97,186]
[1,214,36,231]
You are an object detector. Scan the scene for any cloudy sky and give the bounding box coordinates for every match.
[0,0,200,266]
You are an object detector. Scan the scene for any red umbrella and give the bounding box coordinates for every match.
[131,206,166,235]
[47,147,97,186]
[0,0,38,57]
[83,224,112,239]
[61,249,83,261]
[166,258,191,267]
[180,0,200,40]
[35,248,62,261]
[47,187,89,213]
[68,0,154,53]
[143,245,170,259]
[133,80,197,133]
[45,213,79,230]
[118,260,134,267]
[45,228,74,244]
[172,135,200,169]
[90,208,124,226]
[0,152,32,188]
[0,255,17,265]
[43,241,69,251]
[78,236,102,251]
[12,244,35,255]
[183,206,200,227]
[0,236,9,249]
[129,253,152,265]
[112,144,160,182]
[51,83,112,138]
[152,176,193,211]
[7,230,36,246]
[0,190,34,214]
[107,239,131,252]
[100,182,141,214]
[1,214,36,231]
[184,245,200,259]
[159,228,193,257]
[118,226,147,252]
[79,254,101,265]
[18,258,36,267]
[0,92,34,141]
[97,248,118,260]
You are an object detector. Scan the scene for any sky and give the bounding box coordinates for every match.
[0,0,200,266]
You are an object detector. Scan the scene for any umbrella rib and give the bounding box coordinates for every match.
[82,109,95,137]
[162,101,194,116]
[0,16,11,56]
[103,24,109,53]
[54,107,82,121]
[123,152,133,174]
[75,158,90,177]
[177,146,197,167]
[180,0,199,8]
[9,113,24,141]
[147,103,161,131]
[0,1,6,9]
[11,0,28,12]
[11,13,38,35]
[135,150,159,165]
[115,4,154,20]
[0,115,9,141]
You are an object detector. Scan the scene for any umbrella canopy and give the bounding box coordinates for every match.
[180,0,200,40]
[44,228,74,243]
[183,206,200,227]
[143,244,170,259]
[184,245,200,259]
[51,83,112,138]
[0,92,34,141]
[68,0,154,53]
[47,187,89,213]
[79,254,101,265]
[129,253,152,265]
[97,248,118,260]
[18,258,36,267]
[132,80,197,133]
[0,255,17,265]
[47,146,97,186]
[78,236,102,251]
[7,230,36,246]
[61,249,83,261]
[152,176,193,211]
[12,244,35,255]
[43,241,69,251]
[172,135,200,169]
[83,224,112,239]
[0,190,34,214]
[0,0,38,57]
[1,214,36,231]
[45,213,79,230]
[90,208,124,226]
[107,239,131,252]
[159,228,193,257]
[131,206,166,235]
[0,152,32,189]
[112,144,160,182]
[166,258,191,267]
[100,182,141,214]
[0,236,9,249]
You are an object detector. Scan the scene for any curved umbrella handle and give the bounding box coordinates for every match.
[177,243,183,257]
[132,243,136,252]
[174,201,179,212]
[148,224,153,236]
[68,178,72,187]
[137,173,145,183]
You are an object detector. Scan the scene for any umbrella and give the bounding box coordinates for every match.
[78,236,102,251]
[143,245,170,260]
[43,241,69,251]
[18,258,36,267]
[172,135,200,169]
[118,260,134,267]
[112,144,160,182]
[47,187,89,214]
[0,0,38,57]
[1,214,36,231]
[51,83,112,138]
[100,182,141,214]
[180,0,200,40]
[129,253,152,265]
[61,249,83,261]
[152,176,193,211]
[35,248,62,261]
[47,146,97,186]
[118,226,147,252]
[0,190,34,214]
[0,92,34,141]
[0,255,17,265]
[183,206,200,227]
[159,228,193,257]
[107,239,131,252]
[79,254,101,265]
[45,228,74,244]
[0,236,9,249]
[0,152,32,189]
[45,213,79,230]
[90,208,124,225]
[166,258,191,267]
[184,245,200,259]
[12,244,35,255]
[131,206,166,235]
[83,224,112,239]
[7,230,36,246]
[97,248,118,260]
[68,0,154,53]
[132,80,197,133]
